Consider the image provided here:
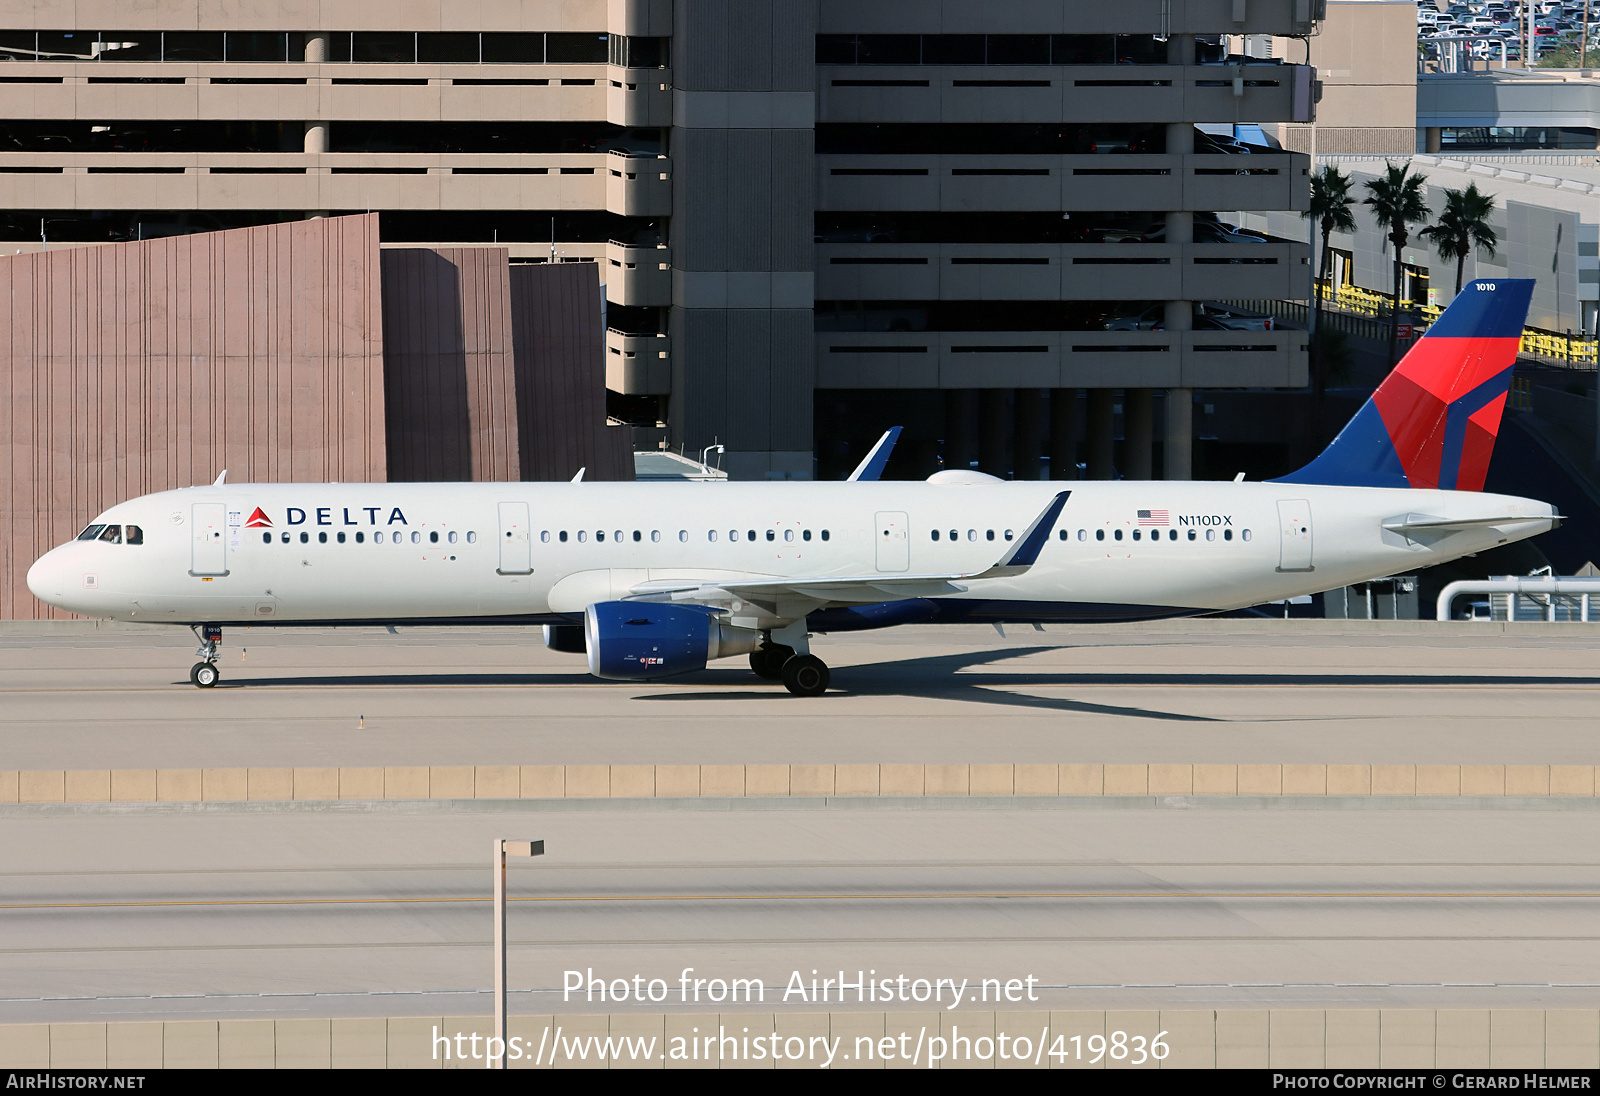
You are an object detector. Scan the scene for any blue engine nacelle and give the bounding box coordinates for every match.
[583,601,759,680]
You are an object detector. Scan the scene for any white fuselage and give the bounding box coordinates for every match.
[26,479,1557,628]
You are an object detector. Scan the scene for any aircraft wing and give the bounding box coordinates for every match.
[626,491,1070,607]
[846,427,903,482]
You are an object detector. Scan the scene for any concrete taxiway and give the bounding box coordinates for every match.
[2,622,1600,769]
[3,800,1600,1023]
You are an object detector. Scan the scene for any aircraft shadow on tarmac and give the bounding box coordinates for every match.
[199,644,1600,723]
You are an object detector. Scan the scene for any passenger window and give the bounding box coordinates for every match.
[1004,530,1013,541]
[411,531,421,544]
[449,531,459,544]
[803,530,812,541]
[375,531,384,544]
[652,530,661,543]
[125,526,143,545]
[1114,529,1123,541]
[747,530,756,541]
[821,530,830,541]
[1096,529,1104,541]
[540,531,550,543]
[597,531,605,542]
[730,530,739,542]
[932,530,941,541]
[633,530,642,542]
[1056,529,1066,541]
[766,530,775,542]
[1187,529,1196,541]
[1132,529,1141,541]
[283,532,292,543]
[784,529,794,543]
[337,532,346,543]
[99,525,122,544]
[77,525,106,541]
[356,532,365,543]
[1242,529,1252,541]
[262,532,271,544]
[986,530,994,541]
[949,529,957,541]
[1224,529,1233,541]
[429,531,439,544]
[1078,529,1088,541]
[578,530,588,543]
[1168,530,1177,541]
[467,531,477,543]
[614,530,623,542]
[967,530,976,541]
[300,532,310,544]
[1206,529,1216,541]
[708,530,718,542]
[560,531,568,542]
[318,532,328,544]
[677,530,686,542]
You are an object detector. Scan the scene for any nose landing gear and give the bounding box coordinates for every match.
[189,623,222,688]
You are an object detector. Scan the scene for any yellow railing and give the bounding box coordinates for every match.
[1316,281,1598,366]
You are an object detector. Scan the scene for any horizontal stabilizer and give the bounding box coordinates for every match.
[1384,513,1559,533]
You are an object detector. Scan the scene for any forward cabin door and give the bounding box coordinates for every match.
[1276,499,1314,572]
[190,503,228,576]
[498,501,533,574]
[875,511,910,572]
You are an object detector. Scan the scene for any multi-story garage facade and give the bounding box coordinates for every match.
[0,0,1316,480]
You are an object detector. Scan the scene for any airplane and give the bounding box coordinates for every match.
[27,279,1555,696]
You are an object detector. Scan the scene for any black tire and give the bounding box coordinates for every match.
[191,662,219,688]
[780,654,829,697]
[749,645,794,681]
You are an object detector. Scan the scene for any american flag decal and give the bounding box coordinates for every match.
[1137,509,1169,526]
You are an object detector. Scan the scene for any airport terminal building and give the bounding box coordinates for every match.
[0,0,1315,487]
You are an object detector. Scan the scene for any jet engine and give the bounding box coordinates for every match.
[583,601,759,680]
[542,623,587,654]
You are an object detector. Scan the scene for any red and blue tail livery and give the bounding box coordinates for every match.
[1275,279,1534,491]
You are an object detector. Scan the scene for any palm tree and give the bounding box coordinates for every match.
[1418,183,1499,296]
[1363,161,1432,366]
[1303,165,1358,397]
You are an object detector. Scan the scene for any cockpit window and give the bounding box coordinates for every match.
[77,524,106,541]
[124,525,143,545]
[97,525,122,544]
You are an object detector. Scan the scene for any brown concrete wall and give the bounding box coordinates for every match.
[380,247,520,483]
[510,262,634,482]
[0,213,386,620]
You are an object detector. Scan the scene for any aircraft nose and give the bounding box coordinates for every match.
[26,546,69,607]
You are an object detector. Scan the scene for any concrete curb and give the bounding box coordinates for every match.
[8,795,1600,818]
[3,763,1598,805]
[1,1009,1594,1069]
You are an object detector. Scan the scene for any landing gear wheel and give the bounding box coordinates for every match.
[190,662,220,688]
[749,644,795,681]
[780,654,829,697]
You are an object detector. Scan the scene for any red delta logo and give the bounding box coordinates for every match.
[244,507,273,528]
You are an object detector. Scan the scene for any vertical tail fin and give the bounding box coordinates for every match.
[1274,279,1534,490]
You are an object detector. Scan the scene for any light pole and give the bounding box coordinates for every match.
[493,838,544,1069]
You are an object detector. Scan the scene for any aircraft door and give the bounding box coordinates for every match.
[498,501,533,574]
[1276,499,1313,572]
[875,511,910,572]
[190,503,228,575]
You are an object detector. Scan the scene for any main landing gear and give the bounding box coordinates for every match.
[750,628,830,697]
[189,623,222,688]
